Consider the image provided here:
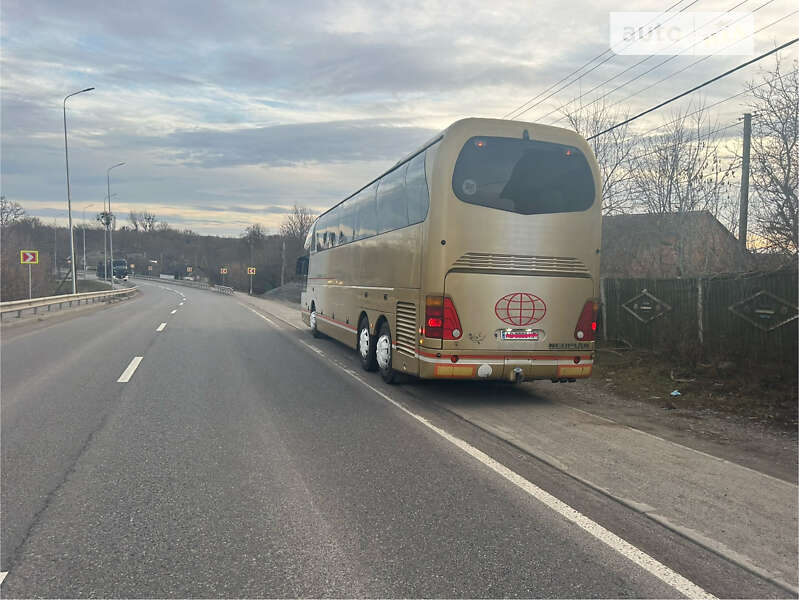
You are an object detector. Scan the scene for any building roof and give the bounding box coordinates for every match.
[601,211,744,278]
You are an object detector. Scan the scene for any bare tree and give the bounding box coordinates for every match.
[562,99,635,215]
[279,204,314,243]
[140,211,158,232]
[242,224,267,245]
[747,59,798,254]
[242,224,267,267]
[0,196,26,227]
[630,104,737,216]
[628,103,740,275]
[128,210,140,231]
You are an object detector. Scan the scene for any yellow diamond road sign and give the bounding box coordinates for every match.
[247,267,256,275]
[20,250,38,264]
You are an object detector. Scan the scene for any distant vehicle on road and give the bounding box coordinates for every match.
[301,117,601,383]
[97,258,129,281]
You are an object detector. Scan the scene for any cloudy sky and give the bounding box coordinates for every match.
[1,0,796,236]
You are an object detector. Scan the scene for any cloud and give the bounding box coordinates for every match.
[202,205,293,214]
[2,0,797,235]
[157,120,439,167]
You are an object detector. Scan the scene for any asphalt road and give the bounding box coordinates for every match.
[0,282,790,598]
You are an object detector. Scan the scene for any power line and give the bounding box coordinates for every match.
[508,0,702,120]
[538,0,760,124]
[632,69,793,138]
[501,0,697,120]
[586,36,799,141]
[591,7,798,124]
[625,120,742,165]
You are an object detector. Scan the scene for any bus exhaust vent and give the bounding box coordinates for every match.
[395,302,417,356]
[452,253,590,277]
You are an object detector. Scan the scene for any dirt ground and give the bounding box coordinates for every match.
[592,346,797,429]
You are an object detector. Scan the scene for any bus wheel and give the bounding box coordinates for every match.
[358,316,377,371]
[376,321,396,384]
[310,306,320,338]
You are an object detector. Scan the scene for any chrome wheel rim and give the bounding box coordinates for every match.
[359,327,370,359]
[310,310,317,330]
[376,334,391,370]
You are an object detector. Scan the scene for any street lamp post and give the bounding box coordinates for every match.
[106,162,125,289]
[63,87,94,294]
[100,193,115,283]
[102,196,108,282]
[82,203,93,279]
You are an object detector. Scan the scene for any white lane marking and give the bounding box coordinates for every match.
[117,356,143,383]
[171,309,177,314]
[246,306,276,327]
[179,302,184,306]
[294,339,715,600]
[239,301,301,330]
[0,571,7,585]
[156,322,167,332]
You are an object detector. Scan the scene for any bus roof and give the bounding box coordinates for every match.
[310,117,587,224]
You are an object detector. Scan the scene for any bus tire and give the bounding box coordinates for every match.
[310,305,321,338]
[358,316,377,371]
[376,321,397,384]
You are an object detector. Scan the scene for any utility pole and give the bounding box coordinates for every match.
[107,162,125,289]
[738,113,752,253]
[82,203,93,280]
[54,224,58,276]
[280,238,286,287]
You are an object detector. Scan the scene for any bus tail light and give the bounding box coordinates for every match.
[424,296,463,340]
[574,300,599,341]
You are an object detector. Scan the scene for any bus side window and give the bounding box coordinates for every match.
[376,163,409,234]
[338,202,354,244]
[305,223,316,254]
[327,207,340,248]
[316,214,327,252]
[406,151,430,224]
[353,184,377,240]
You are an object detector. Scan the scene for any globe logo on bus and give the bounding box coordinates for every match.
[494,293,546,326]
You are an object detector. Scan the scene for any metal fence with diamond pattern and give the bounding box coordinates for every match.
[600,267,798,364]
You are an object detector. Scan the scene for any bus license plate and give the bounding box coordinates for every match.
[500,329,540,341]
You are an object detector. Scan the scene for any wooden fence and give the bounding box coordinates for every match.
[601,267,798,364]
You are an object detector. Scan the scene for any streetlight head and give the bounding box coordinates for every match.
[81,87,95,93]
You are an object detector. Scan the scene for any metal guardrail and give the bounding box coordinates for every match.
[0,287,138,320]
[132,274,210,289]
[133,274,234,295]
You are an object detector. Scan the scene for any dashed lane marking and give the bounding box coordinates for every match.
[171,309,177,314]
[156,322,167,332]
[117,357,143,383]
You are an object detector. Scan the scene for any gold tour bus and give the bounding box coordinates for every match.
[300,117,601,384]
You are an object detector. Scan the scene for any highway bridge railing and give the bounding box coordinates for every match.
[0,287,138,320]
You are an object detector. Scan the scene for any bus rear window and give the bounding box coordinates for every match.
[452,136,595,215]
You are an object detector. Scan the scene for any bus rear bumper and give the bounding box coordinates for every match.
[415,351,594,381]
